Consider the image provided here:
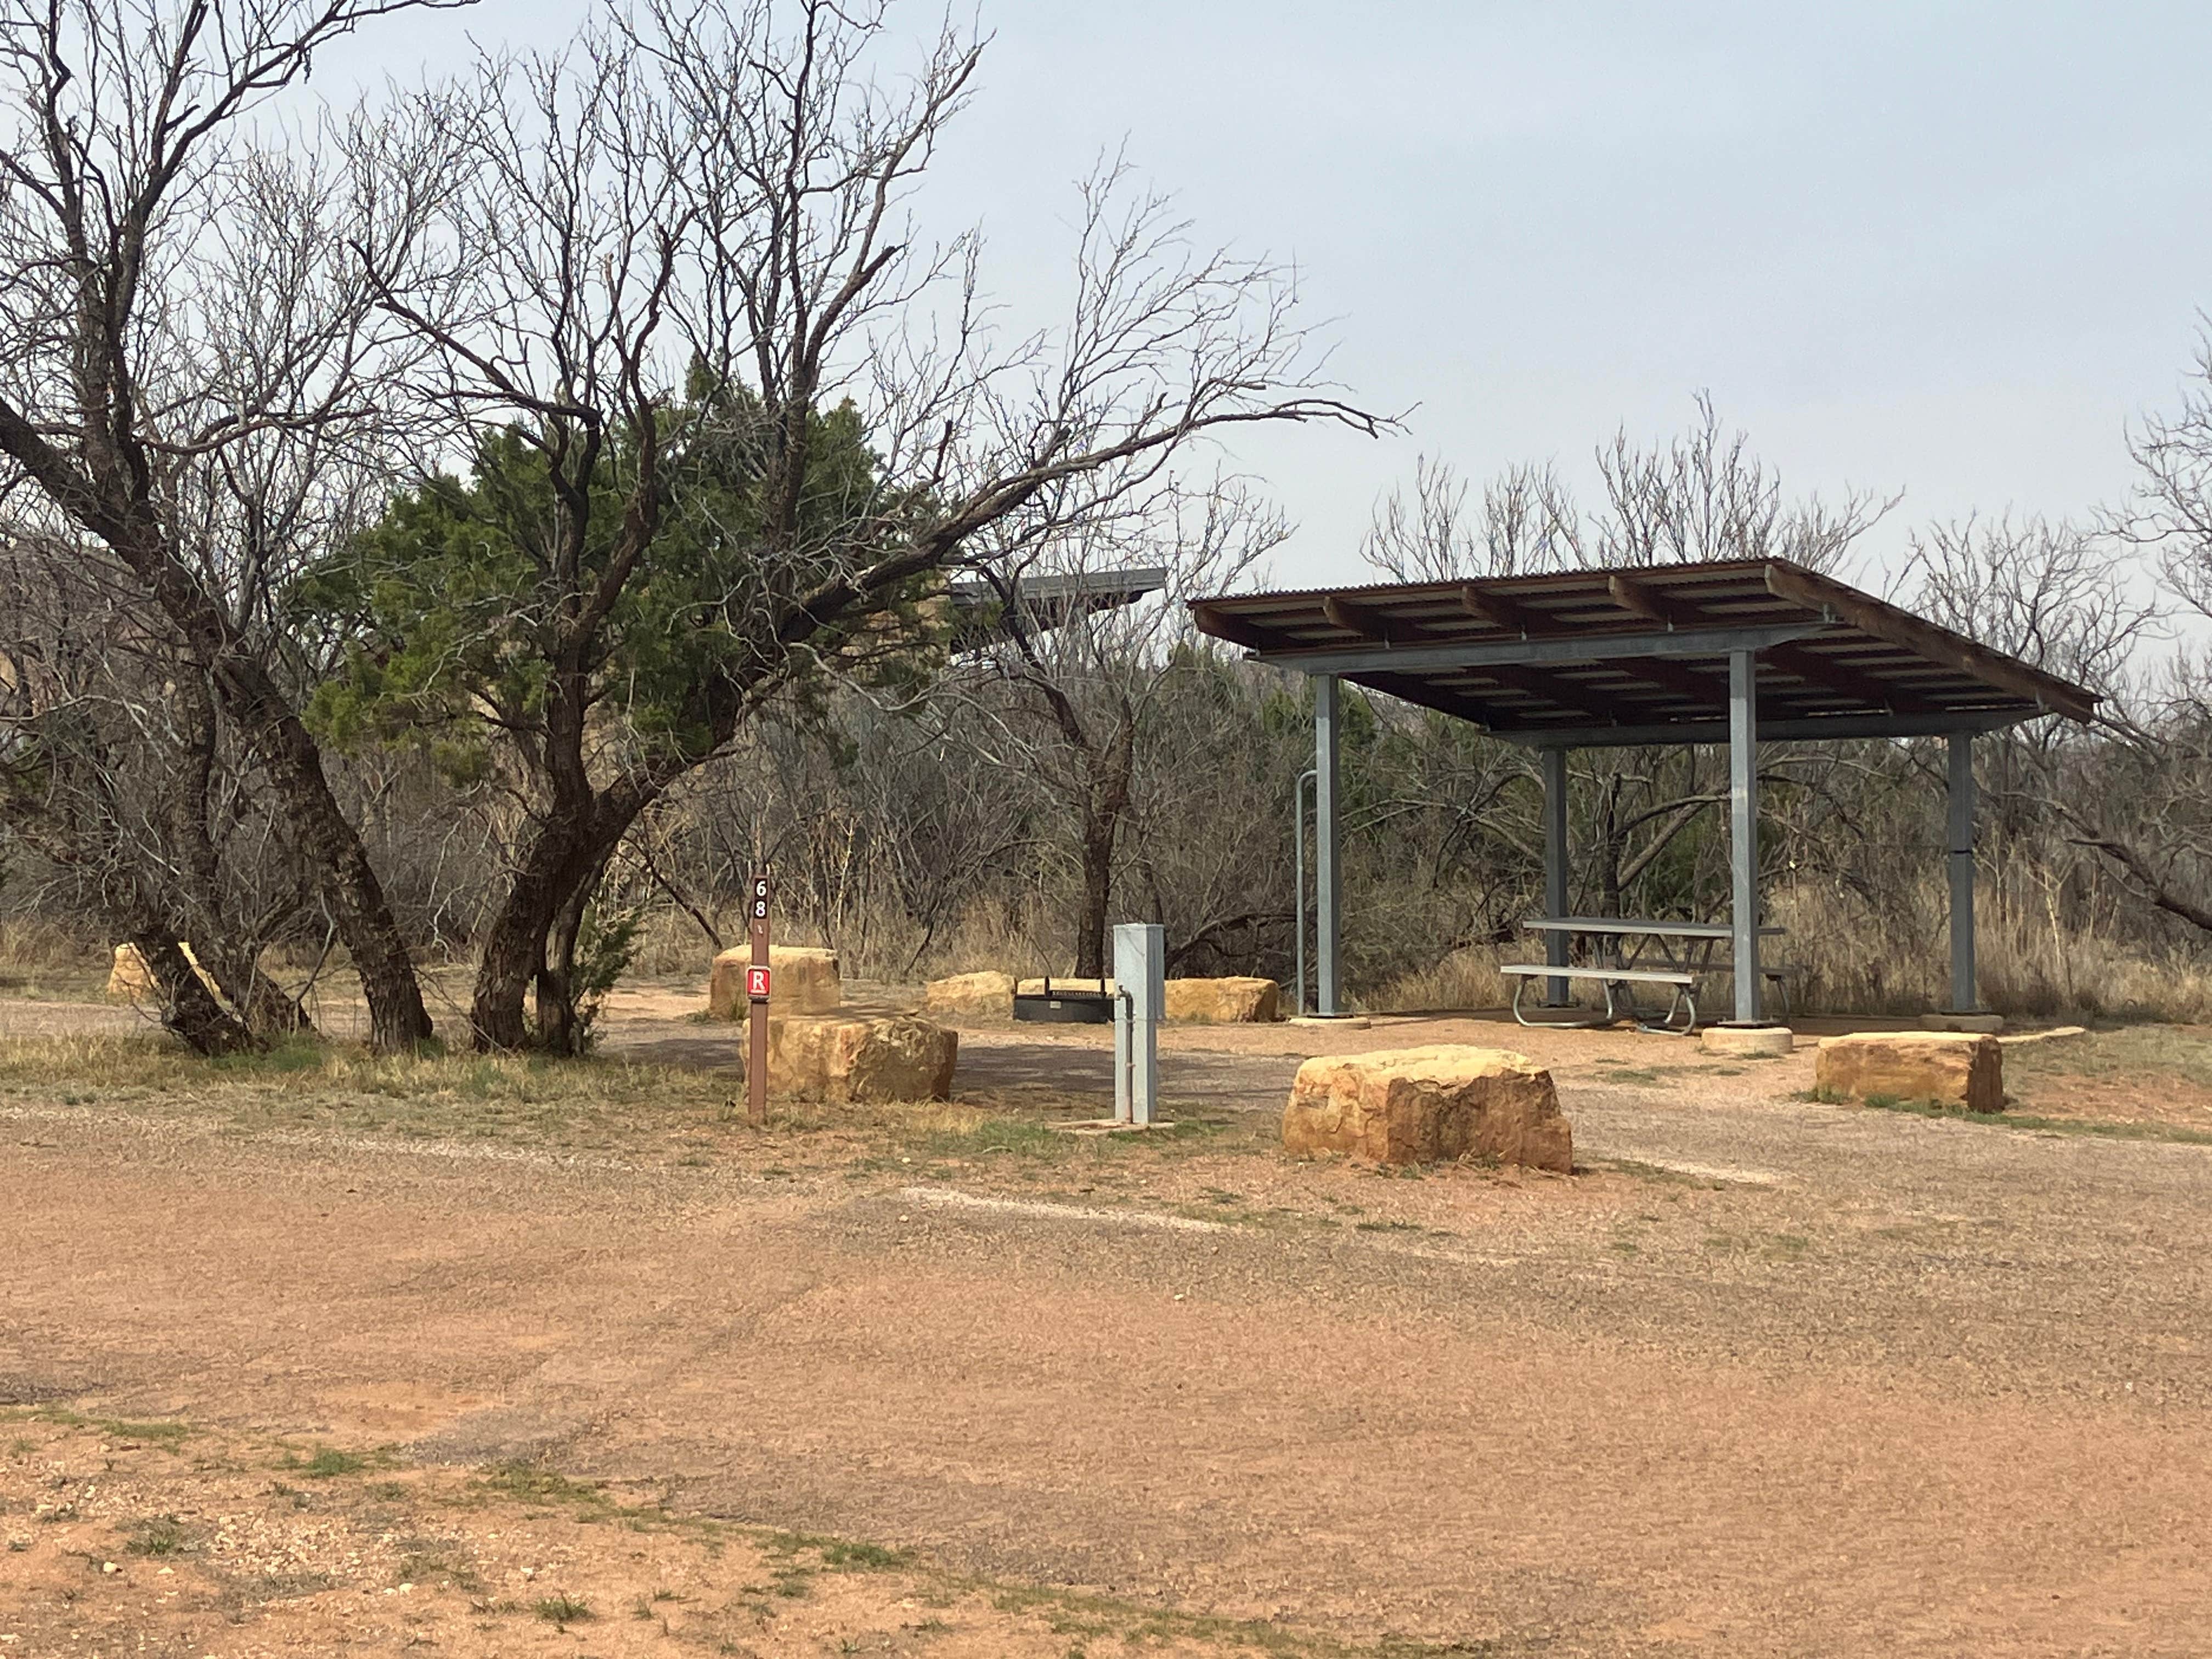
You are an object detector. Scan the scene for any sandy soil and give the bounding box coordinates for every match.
[6,990,2212,1655]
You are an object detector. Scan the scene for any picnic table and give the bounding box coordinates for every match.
[1499,916,1787,1035]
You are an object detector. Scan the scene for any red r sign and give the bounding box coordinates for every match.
[747,966,771,1000]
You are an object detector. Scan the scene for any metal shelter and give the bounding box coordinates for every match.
[1190,557,2101,1024]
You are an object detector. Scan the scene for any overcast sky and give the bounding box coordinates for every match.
[343,1,2212,588]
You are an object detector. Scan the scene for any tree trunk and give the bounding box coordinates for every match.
[470,794,646,1052]
[471,851,565,1052]
[1073,813,1115,980]
[131,932,255,1057]
[1071,719,1138,980]
[161,669,318,1042]
[239,681,432,1051]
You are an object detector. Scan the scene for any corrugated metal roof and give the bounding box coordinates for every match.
[1189,558,2098,743]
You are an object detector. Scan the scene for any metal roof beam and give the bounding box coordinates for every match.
[1764,641,1937,713]
[1320,592,1418,645]
[1762,561,2099,722]
[1254,621,1831,675]
[1491,707,2034,749]
[1466,662,1627,722]
[1606,572,1699,629]
[1459,582,1550,636]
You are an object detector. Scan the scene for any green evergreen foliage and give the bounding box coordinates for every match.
[297,380,939,777]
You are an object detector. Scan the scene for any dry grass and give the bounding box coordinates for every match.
[0,917,109,1001]
[0,1031,1250,1177]
[0,1034,746,1151]
[1364,876,2212,1025]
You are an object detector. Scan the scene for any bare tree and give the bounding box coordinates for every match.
[0,0,465,1048]
[328,0,1382,1050]
[1365,394,1893,582]
[0,532,318,1049]
[933,478,1283,978]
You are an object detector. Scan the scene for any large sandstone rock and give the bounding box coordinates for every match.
[759,1014,958,1103]
[924,970,1017,1020]
[1282,1045,1571,1170]
[106,943,155,1000]
[708,945,842,1019]
[1815,1031,2004,1113]
[1163,976,1279,1024]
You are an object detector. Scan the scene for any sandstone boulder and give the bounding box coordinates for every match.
[758,1014,958,1103]
[708,945,842,1019]
[1814,1031,2004,1113]
[924,970,1017,1020]
[106,943,155,1000]
[1163,976,1279,1024]
[1282,1045,1571,1170]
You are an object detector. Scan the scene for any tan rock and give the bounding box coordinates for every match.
[924,970,1017,1020]
[1814,1031,2004,1113]
[106,943,155,1000]
[1282,1045,1571,1170]
[758,1014,958,1103]
[1163,976,1279,1024]
[708,945,842,1019]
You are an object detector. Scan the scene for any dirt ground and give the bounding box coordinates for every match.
[5,983,2212,1656]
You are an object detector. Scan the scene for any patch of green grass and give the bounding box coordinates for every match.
[473,1461,610,1507]
[2006,1023,2212,1090]
[1593,1157,1733,1190]
[1702,1229,1814,1262]
[532,1592,592,1625]
[123,1515,191,1557]
[3,1407,193,1448]
[817,1538,910,1570]
[393,1542,481,1590]
[289,1446,366,1479]
[1849,1094,2212,1145]
[1353,1218,1422,1233]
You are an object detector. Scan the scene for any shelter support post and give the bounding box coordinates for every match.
[1314,675,1343,1017]
[1947,731,1979,1012]
[1729,650,1763,1023]
[1541,748,1570,1004]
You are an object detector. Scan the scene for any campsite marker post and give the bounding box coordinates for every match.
[747,873,771,1127]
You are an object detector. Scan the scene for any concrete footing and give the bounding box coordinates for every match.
[1700,1023,1796,1059]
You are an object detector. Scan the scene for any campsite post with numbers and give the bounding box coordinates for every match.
[747,873,771,1127]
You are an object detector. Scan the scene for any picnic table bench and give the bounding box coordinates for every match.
[1500,916,1788,1035]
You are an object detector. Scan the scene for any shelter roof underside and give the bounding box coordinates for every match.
[1189,558,2099,748]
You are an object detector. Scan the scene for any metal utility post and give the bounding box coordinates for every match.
[1728,651,1762,1023]
[1947,731,1979,1012]
[1112,923,1164,1125]
[1541,747,1570,1005]
[746,872,772,1126]
[1293,769,1316,1017]
[1313,675,1343,1016]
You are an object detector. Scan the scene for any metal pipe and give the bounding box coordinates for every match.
[1541,748,1570,1006]
[1314,675,1343,1017]
[1293,768,1316,1017]
[1947,731,1979,1012]
[1729,650,1762,1023]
